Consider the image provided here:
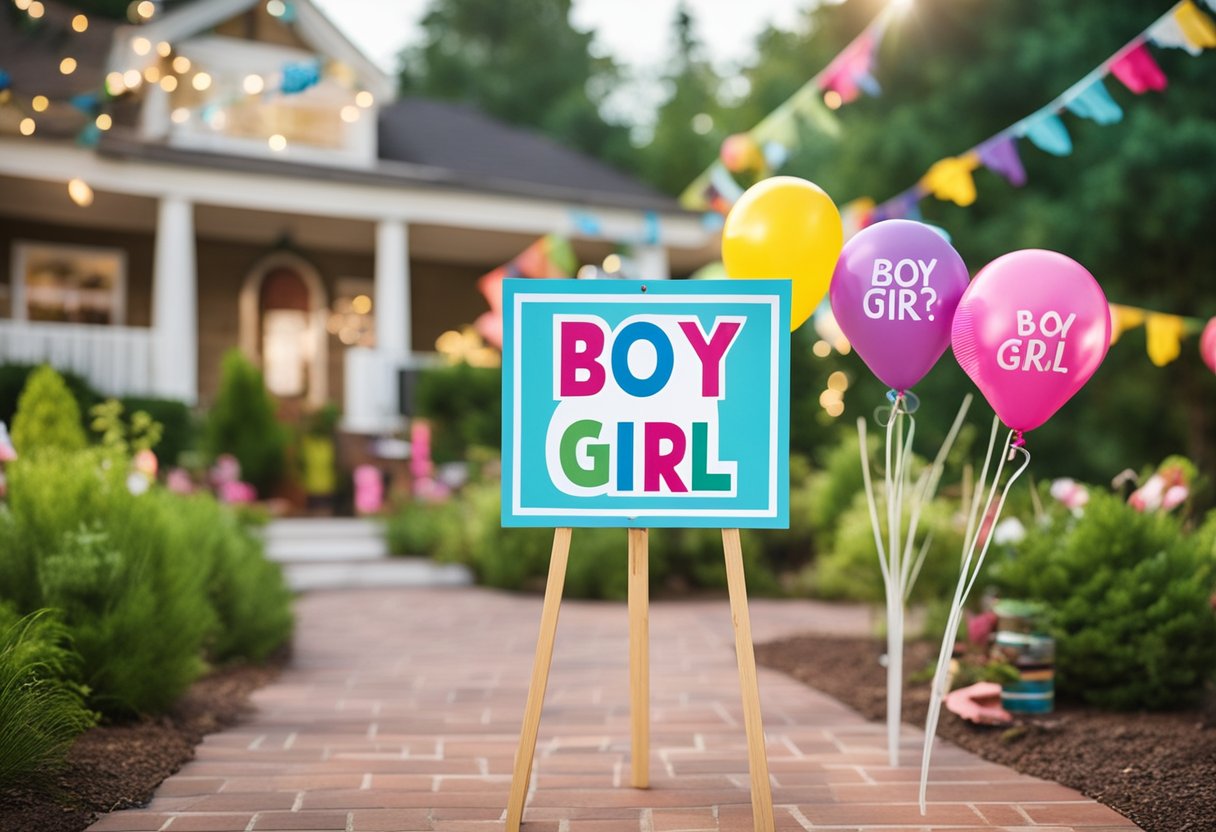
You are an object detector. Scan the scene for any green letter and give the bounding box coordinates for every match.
[559,419,609,488]
[691,422,732,492]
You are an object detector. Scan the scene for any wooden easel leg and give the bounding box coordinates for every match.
[505,528,572,832]
[628,528,650,789]
[722,528,775,832]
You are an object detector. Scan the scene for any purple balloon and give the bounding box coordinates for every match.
[829,220,970,391]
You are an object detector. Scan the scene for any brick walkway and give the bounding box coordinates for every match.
[88,587,1138,832]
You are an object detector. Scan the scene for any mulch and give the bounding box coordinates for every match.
[755,634,1216,832]
[0,656,284,832]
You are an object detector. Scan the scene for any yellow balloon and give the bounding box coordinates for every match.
[721,176,843,332]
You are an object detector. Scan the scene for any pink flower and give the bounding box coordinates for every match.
[166,468,194,494]
[1129,475,1165,512]
[219,480,256,504]
[1050,478,1089,511]
[1162,484,1189,512]
[211,454,241,486]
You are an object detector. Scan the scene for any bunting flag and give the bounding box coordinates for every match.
[474,235,577,349]
[1107,304,1210,369]
[679,3,910,211]
[861,1,1214,223]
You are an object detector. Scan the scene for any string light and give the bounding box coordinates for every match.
[156,41,172,58]
[106,71,126,95]
[71,13,88,32]
[136,1,155,19]
[160,75,178,92]
[172,56,191,73]
[19,118,35,136]
[67,178,94,207]
[31,95,49,112]
[340,105,359,123]
[59,57,77,75]
[243,74,265,95]
[355,90,374,108]
[827,371,850,392]
[352,294,372,314]
[143,65,161,83]
[266,0,287,17]
[171,107,190,124]
[27,1,44,19]
[812,340,832,358]
[15,0,32,11]
[95,113,112,131]
[824,90,843,110]
[192,72,212,91]
[602,253,622,273]
[132,37,151,56]
[123,69,142,89]
[268,133,287,151]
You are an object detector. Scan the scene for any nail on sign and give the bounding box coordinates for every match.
[502,279,790,528]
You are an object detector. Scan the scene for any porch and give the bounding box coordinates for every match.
[0,138,717,432]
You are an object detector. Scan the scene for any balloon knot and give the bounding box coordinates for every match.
[1012,431,1026,449]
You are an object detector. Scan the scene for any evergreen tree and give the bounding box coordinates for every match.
[11,366,87,455]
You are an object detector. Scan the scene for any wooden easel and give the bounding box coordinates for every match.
[505,527,775,832]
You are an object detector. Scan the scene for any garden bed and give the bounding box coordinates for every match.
[0,656,283,832]
[756,634,1216,832]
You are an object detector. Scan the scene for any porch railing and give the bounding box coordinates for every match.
[0,320,159,399]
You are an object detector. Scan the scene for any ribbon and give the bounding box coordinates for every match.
[1110,43,1168,94]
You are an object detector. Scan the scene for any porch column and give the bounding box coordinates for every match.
[152,195,197,404]
[375,218,411,360]
[633,244,671,280]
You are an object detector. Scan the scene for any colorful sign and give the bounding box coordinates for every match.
[502,279,790,528]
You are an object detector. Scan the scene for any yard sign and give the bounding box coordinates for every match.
[501,277,791,832]
[501,278,791,528]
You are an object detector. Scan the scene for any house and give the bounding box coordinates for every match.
[0,0,716,434]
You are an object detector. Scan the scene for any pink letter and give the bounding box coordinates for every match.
[644,422,688,493]
[559,321,606,397]
[678,320,742,398]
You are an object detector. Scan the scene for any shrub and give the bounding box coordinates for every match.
[0,363,97,436]
[415,362,501,462]
[120,396,197,467]
[203,350,288,497]
[991,491,1216,710]
[0,607,96,787]
[386,499,458,556]
[0,449,293,717]
[806,432,876,552]
[10,365,88,455]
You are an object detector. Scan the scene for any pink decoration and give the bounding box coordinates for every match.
[944,682,1013,726]
[166,467,194,494]
[967,610,999,647]
[951,250,1111,433]
[829,220,970,391]
[211,454,241,486]
[820,31,877,104]
[1049,478,1090,511]
[353,464,384,515]
[1201,318,1216,374]
[218,480,256,504]
[409,420,434,481]
[1110,44,1167,94]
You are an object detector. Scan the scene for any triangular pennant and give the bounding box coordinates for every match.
[1145,313,1185,366]
[1066,79,1123,124]
[921,154,980,206]
[1110,43,1168,94]
[1018,113,1073,156]
[1177,0,1216,50]
[977,135,1027,186]
[1150,11,1204,55]
[1109,304,1146,345]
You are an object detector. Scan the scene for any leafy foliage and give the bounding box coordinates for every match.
[0,363,97,437]
[11,365,87,455]
[119,396,197,467]
[0,607,96,788]
[203,350,288,497]
[398,0,638,171]
[415,362,501,462]
[992,492,1216,710]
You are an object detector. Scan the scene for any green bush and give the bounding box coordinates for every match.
[415,362,501,462]
[0,449,292,717]
[0,607,96,787]
[203,350,287,497]
[10,365,88,455]
[120,396,197,467]
[806,432,876,552]
[0,363,97,437]
[991,492,1216,710]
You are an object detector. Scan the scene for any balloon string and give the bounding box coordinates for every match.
[918,431,1031,814]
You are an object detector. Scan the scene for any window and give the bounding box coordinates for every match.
[11,242,126,325]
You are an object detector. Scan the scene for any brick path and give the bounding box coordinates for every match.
[88,587,1139,832]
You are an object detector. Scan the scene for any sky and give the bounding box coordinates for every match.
[313,0,808,80]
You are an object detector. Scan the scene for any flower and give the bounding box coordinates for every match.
[992,517,1026,545]
[1050,478,1089,511]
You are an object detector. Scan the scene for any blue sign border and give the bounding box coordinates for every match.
[501,278,790,528]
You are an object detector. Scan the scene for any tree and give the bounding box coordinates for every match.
[729,0,1216,484]
[637,3,729,195]
[11,365,87,455]
[398,0,638,172]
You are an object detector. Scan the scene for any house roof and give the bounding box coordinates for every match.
[378,97,675,211]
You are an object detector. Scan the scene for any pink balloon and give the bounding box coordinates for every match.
[1201,318,1216,375]
[829,220,970,391]
[952,250,1110,434]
